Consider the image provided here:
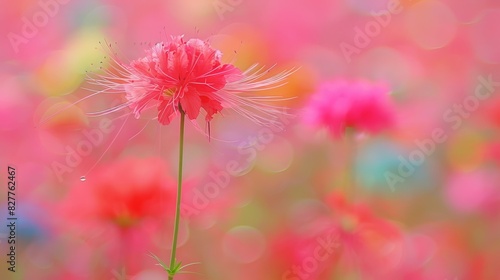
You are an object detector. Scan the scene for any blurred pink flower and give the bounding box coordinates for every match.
[303,80,395,137]
[445,171,499,215]
[88,35,294,127]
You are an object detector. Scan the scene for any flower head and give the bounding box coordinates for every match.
[88,35,294,129]
[303,80,395,137]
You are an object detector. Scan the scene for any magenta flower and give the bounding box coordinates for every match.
[88,35,294,127]
[303,80,395,137]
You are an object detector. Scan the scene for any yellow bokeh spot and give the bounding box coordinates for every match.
[170,0,214,26]
[36,28,107,96]
[212,24,270,69]
[446,130,486,171]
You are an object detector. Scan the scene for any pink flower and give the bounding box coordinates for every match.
[303,80,395,137]
[88,35,294,127]
[445,171,499,215]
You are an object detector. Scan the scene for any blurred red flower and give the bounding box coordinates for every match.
[324,193,403,279]
[59,157,175,277]
[269,194,404,280]
[70,157,175,227]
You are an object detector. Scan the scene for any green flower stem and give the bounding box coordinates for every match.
[341,130,357,200]
[169,109,185,280]
[348,132,357,197]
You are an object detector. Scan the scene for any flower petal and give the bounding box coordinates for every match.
[180,93,202,120]
[158,99,177,125]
